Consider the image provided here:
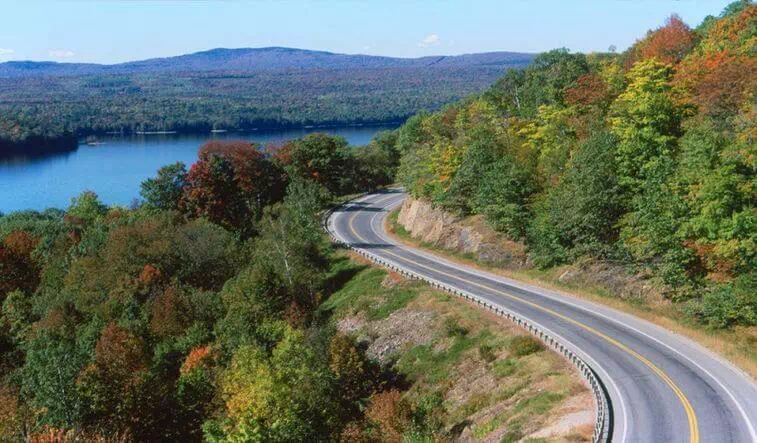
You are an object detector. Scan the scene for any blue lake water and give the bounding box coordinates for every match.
[0,125,397,213]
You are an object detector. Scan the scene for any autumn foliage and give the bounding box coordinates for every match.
[625,14,698,67]
[180,345,218,376]
[675,4,757,115]
[1,4,755,441]
[0,231,40,299]
[181,141,285,234]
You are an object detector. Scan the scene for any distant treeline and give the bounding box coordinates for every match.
[0,134,78,156]
[0,64,523,153]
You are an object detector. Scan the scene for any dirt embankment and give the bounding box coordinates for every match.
[326,258,595,441]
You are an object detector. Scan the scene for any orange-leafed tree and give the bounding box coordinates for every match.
[365,389,411,442]
[675,4,757,116]
[77,323,149,437]
[0,231,40,301]
[625,14,698,68]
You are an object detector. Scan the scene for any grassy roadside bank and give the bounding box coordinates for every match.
[385,209,757,380]
[320,251,595,441]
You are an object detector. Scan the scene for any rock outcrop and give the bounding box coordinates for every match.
[395,198,662,302]
[396,198,529,267]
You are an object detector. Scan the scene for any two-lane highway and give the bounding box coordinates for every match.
[328,189,757,442]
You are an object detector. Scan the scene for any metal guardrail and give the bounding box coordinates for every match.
[324,201,611,442]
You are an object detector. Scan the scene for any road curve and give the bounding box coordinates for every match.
[327,189,757,443]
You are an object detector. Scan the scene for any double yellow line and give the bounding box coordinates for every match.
[344,199,699,443]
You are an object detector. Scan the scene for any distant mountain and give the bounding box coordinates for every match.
[0,47,535,78]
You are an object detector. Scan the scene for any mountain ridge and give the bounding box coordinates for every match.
[0,46,535,77]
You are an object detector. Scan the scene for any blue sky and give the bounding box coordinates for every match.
[0,1,735,64]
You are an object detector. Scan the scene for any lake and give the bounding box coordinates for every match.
[0,125,397,213]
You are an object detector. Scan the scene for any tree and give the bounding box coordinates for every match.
[519,104,578,182]
[328,333,380,413]
[181,141,285,235]
[252,180,331,313]
[181,151,250,233]
[175,345,219,440]
[472,157,537,239]
[350,130,401,190]
[150,286,193,339]
[140,162,188,210]
[490,49,589,117]
[0,231,40,301]
[625,15,697,68]
[365,389,411,442]
[22,329,88,430]
[66,191,108,227]
[275,133,351,195]
[675,4,756,116]
[528,131,625,266]
[207,328,342,442]
[77,323,150,437]
[609,59,683,193]
[675,118,756,277]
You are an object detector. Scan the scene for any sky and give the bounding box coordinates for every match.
[0,0,736,64]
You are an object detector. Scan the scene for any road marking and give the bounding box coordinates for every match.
[340,195,699,443]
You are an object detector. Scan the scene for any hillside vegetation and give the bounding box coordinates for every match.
[0,47,533,149]
[393,2,756,329]
[0,132,399,440]
[0,128,590,440]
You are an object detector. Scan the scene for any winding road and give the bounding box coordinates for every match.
[327,189,757,443]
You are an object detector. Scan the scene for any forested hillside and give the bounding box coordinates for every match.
[0,133,405,440]
[394,1,755,329]
[0,48,533,150]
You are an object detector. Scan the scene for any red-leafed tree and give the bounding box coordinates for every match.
[564,72,611,109]
[625,15,698,68]
[181,141,285,234]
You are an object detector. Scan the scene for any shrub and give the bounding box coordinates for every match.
[478,343,497,363]
[509,335,544,357]
[688,276,757,329]
[443,318,468,337]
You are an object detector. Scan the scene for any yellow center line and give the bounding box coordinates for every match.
[344,202,699,443]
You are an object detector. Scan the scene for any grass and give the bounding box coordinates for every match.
[472,392,565,439]
[492,358,519,378]
[397,332,487,384]
[386,207,757,379]
[320,259,419,321]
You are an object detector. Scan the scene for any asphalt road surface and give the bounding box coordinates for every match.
[327,188,757,443]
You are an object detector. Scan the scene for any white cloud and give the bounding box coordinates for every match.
[0,48,14,57]
[418,34,440,48]
[49,49,75,58]
[362,45,372,51]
